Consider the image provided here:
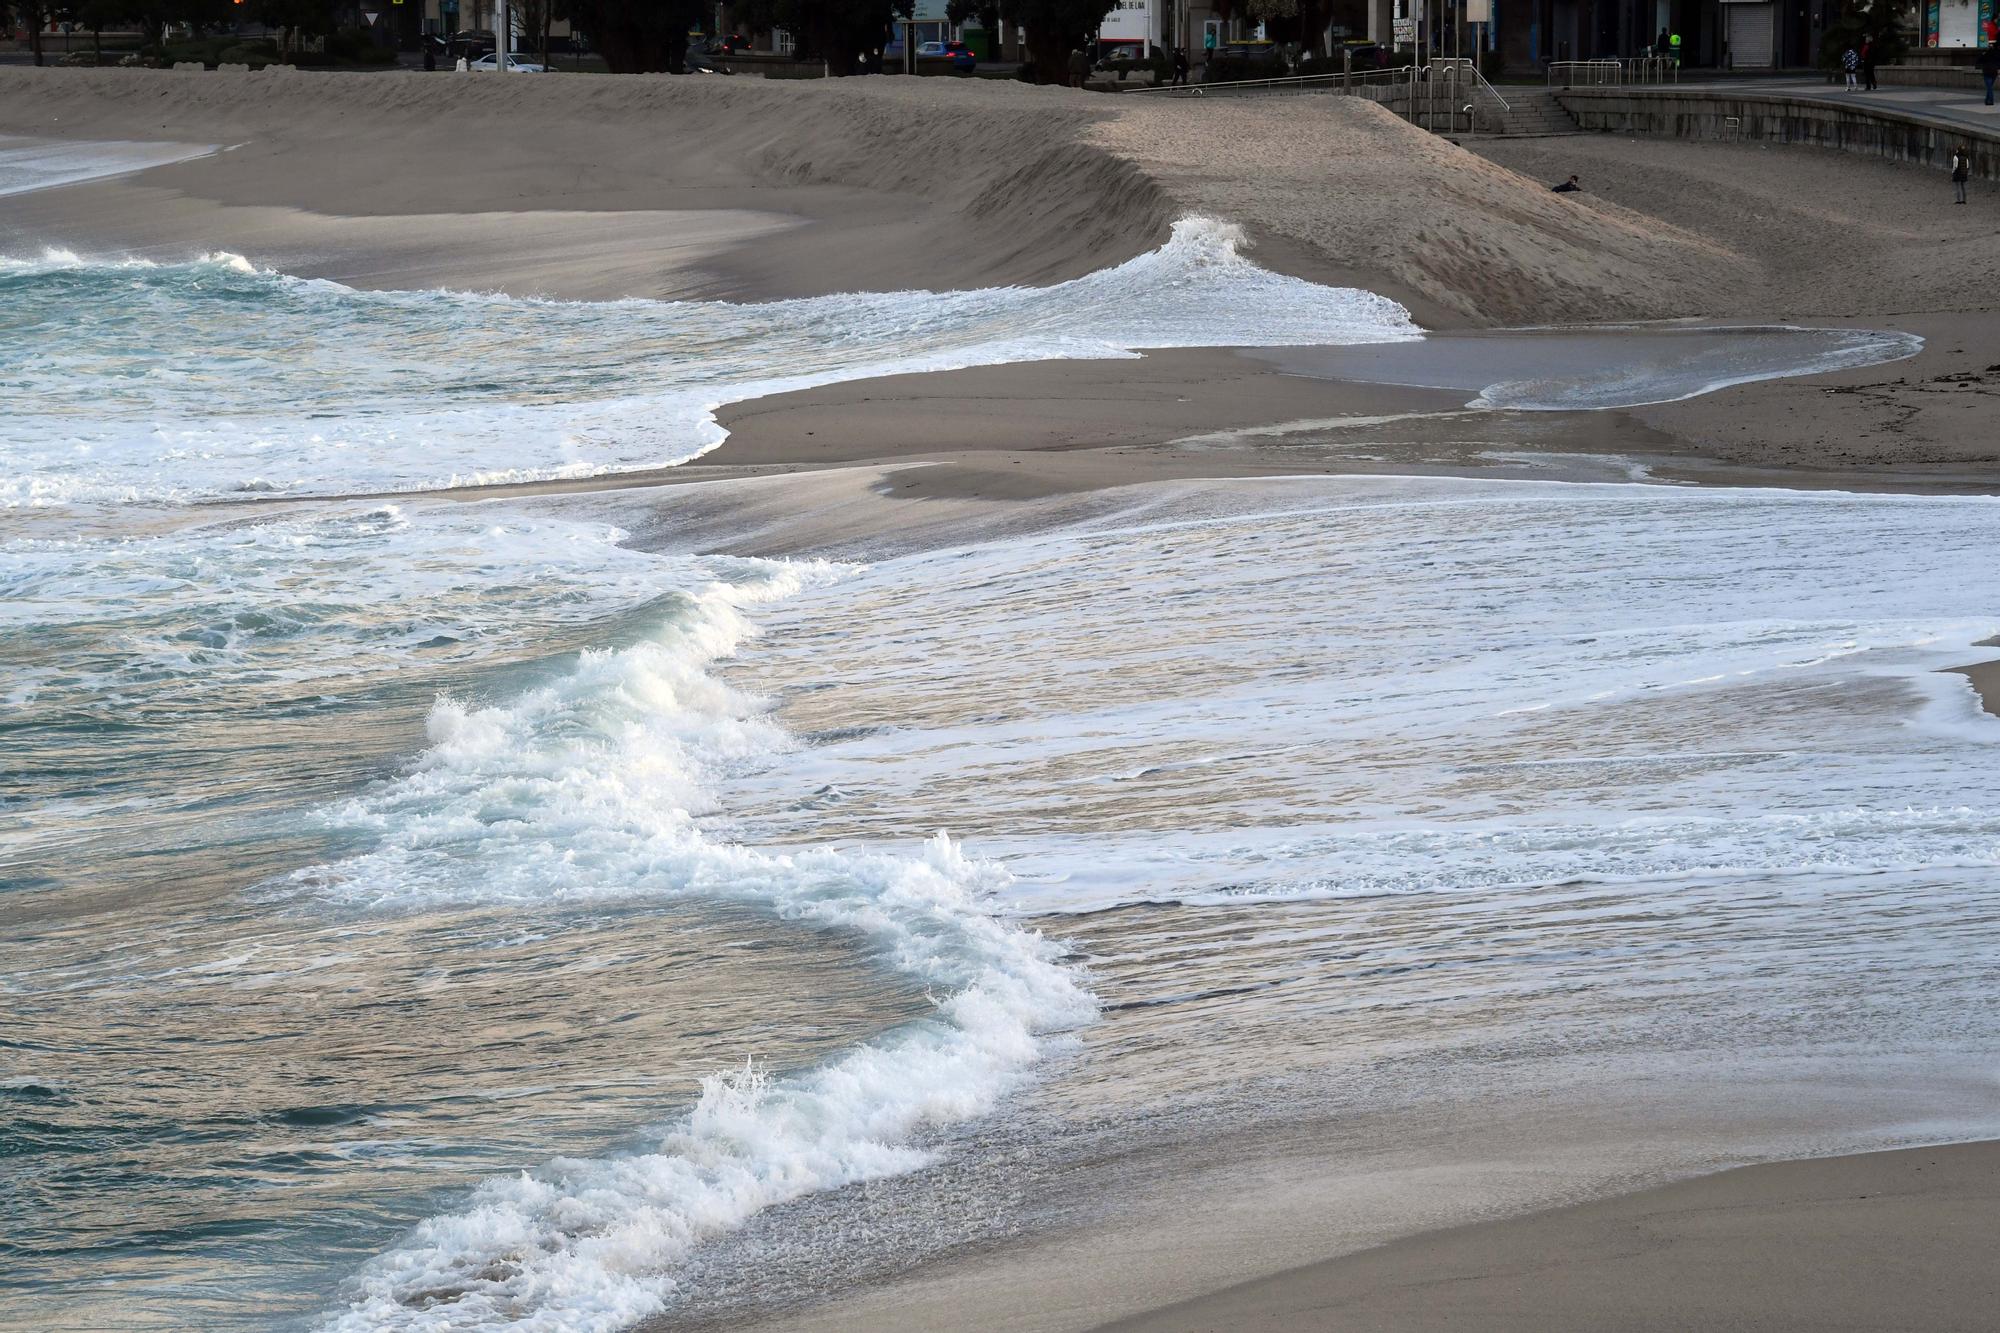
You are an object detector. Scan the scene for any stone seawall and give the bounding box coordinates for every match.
[1554,88,1998,180]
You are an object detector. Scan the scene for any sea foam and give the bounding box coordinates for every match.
[0,219,1417,508]
[304,563,1094,1330]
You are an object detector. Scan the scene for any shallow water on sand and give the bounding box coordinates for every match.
[0,135,214,198]
[676,476,2000,1318]
[4,210,1991,1333]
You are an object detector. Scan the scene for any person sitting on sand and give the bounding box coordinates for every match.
[1951,144,1972,205]
[1551,175,1581,193]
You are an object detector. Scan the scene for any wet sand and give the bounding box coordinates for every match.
[1108,1141,2000,1333]
[708,313,2000,500]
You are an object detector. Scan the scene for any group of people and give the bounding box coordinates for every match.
[1838,36,1880,92]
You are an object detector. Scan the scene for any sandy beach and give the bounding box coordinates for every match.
[7,64,1999,1333]
[1110,1141,2000,1333]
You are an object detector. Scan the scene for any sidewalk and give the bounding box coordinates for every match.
[1671,74,2000,136]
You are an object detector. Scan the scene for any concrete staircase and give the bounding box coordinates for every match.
[1481,88,1582,136]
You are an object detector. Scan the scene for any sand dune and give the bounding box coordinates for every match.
[5,68,1738,324]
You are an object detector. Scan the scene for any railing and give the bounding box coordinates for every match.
[1626,55,1680,84]
[1130,57,1509,126]
[1127,65,1411,97]
[1546,56,1680,87]
[1430,56,1512,113]
[1547,59,1621,87]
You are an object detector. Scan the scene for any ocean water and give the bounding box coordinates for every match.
[6,195,1999,1333]
[0,135,215,199]
[0,220,1415,509]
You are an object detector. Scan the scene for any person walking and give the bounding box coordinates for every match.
[1951,144,1972,205]
[1068,47,1089,88]
[1841,44,1859,91]
[1859,36,1877,91]
[1172,47,1189,85]
[1977,41,2000,107]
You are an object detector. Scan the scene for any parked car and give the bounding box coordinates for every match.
[468,52,547,71]
[1213,40,1285,66]
[684,38,736,73]
[889,38,975,69]
[447,29,494,59]
[1336,40,1389,69]
[1202,40,1288,81]
[1094,38,1151,78]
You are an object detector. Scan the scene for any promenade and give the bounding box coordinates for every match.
[1644,73,2000,135]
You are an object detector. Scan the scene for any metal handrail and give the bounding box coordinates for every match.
[1133,58,1508,115]
[1127,65,1414,97]
[1427,55,1511,112]
[1544,56,1679,88]
[1547,58,1621,88]
[1624,54,1680,85]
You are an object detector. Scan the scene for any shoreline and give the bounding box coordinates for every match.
[11,69,2000,1333]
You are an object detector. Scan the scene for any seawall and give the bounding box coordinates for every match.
[1555,87,1998,180]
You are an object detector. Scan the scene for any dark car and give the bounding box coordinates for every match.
[684,37,737,74]
[447,29,495,60]
[1094,38,1150,77]
[1337,40,1389,69]
[1202,40,1288,81]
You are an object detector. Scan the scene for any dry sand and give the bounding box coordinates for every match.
[0,67,1847,323]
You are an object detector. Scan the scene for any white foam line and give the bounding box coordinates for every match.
[309,568,1095,1332]
[0,135,217,198]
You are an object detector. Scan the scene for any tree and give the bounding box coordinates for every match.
[1007,0,1115,81]
[1819,0,1906,68]
[945,0,1000,57]
[61,0,135,60]
[728,0,908,71]
[6,0,52,64]
[248,0,337,58]
[560,0,705,72]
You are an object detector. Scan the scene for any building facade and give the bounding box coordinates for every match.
[1491,0,1832,68]
[1100,0,1166,52]
[1922,0,1995,47]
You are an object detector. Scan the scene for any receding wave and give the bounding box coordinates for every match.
[0,219,1418,508]
[301,566,1094,1330]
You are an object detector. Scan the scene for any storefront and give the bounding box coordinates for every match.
[1720,0,1774,66]
[1924,0,1996,47]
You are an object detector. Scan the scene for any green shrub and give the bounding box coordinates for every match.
[217,42,278,68]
